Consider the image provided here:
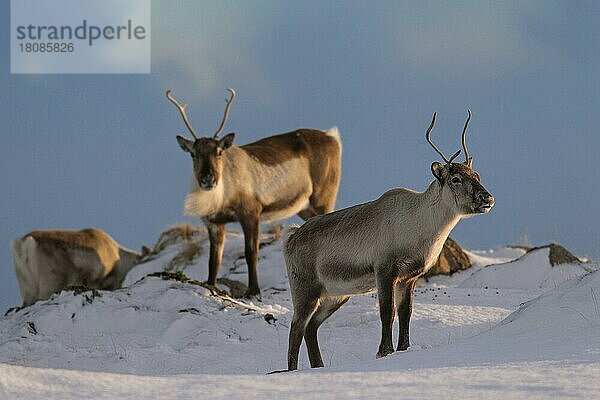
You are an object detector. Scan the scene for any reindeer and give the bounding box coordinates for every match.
[283,111,494,370]
[12,228,147,307]
[166,88,342,297]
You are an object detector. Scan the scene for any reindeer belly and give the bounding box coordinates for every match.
[319,263,376,296]
[260,192,310,223]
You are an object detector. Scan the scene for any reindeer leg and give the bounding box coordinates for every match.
[206,222,225,286]
[288,295,320,371]
[376,271,396,358]
[297,207,317,221]
[240,215,261,298]
[395,278,417,351]
[304,296,349,368]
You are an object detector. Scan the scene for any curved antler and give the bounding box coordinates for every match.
[425,112,464,165]
[461,109,472,167]
[425,112,451,163]
[166,90,198,140]
[448,149,462,164]
[212,88,236,138]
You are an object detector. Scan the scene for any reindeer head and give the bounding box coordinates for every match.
[167,88,236,190]
[425,111,494,215]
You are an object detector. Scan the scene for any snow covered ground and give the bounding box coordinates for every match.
[0,226,598,399]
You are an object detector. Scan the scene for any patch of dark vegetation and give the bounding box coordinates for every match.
[83,289,102,304]
[264,313,277,324]
[64,286,103,304]
[147,271,229,297]
[149,270,199,284]
[179,307,201,315]
[65,285,94,295]
[26,321,37,335]
[4,306,21,316]
[148,268,252,300]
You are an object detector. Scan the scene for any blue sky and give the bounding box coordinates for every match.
[1,1,599,310]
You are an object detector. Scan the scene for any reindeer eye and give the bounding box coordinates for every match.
[217,149,223,156]
[451,177,462,184]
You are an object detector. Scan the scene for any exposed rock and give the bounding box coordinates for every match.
[527,243,581,266]
[425,237,471,277]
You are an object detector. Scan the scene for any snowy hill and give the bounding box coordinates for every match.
[459,245,594,290]
[0,225,599,398]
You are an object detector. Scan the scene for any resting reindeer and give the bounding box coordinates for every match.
[284,111,494,370]
[167,88,342,297]
[12,228,146,307]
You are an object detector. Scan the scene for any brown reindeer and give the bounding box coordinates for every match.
[166,88,342,297]
[12,228,147,307]
[283,111,494,370]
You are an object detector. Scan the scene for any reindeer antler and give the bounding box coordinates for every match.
[461,109,472,167]
[166,90,198,140]
[425,112,461,164]
[212,88,236,138]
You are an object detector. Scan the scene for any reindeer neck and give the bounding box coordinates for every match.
[105,247,139,287]
[118,247,140,270]
[420,180,462,237]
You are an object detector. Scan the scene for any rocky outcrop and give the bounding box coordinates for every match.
[425,237,471,277]
[526,243,581,266]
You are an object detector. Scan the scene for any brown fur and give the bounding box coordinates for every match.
[27,229,120,277]
[178,128,342,297]
[12,228,143,307]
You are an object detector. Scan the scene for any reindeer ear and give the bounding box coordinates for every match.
[431,162,446,181]
[176,135,194,153]
[219,133,235,149]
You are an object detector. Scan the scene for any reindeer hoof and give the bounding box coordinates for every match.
[376,347,394,358]
[243,288,262,300]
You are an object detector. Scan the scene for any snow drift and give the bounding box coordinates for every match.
[459,246,597,290]
[0,226,598,399]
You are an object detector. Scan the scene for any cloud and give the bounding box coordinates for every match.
[96,0,151,72]
[150,1,279,103]
[385,2,562,80]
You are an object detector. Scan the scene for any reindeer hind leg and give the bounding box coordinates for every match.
[304,296,349,368]
[287,292,320,371]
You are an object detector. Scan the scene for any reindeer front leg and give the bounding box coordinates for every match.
[240,214,261,298]
[376,270,396,358]
[395,278,417,351]
[206,221,225,286]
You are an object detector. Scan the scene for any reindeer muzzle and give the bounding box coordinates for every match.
[475,192,494,213]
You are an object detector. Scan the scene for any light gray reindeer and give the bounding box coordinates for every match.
[167,88,342,297]
[12,228,146,307]
[283,111,494,370]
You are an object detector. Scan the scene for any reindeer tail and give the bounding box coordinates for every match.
[325,126,341,144]
[281,224,300,247]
